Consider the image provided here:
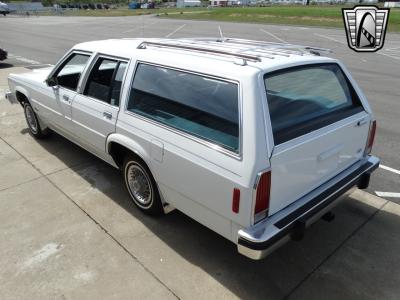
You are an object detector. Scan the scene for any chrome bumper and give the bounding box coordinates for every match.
[5,91,17,103]
[237,155,380,260]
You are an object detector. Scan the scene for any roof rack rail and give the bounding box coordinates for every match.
[196,37,333,56]
[137,41,262,63]
[218,38,333,53]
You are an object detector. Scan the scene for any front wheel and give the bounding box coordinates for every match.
[123,154,163,216]
[23,102,49,139]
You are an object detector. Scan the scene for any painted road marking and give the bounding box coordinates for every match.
[165,24,186,38]
[386,47,400,52]
[380,164,400,175]
[218,26,224,39]
[313,33,400,61]
[260,29,287,43]
[375,191,400,198]
[313,33,345,44]
[9,53,41,65]
[378,52,400,61]
[122,21,159,34]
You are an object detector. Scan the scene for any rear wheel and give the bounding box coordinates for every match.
[23,102,49,139]
[123,154,163,216]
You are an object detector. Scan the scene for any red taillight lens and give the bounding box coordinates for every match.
[232,188,240,214]
[254,171,271,218]
[366,120,376,154]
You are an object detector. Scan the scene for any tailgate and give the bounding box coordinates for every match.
[264,62,371,215]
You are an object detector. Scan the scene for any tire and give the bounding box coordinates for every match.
[23,102,50,139]
[123,154,163,216]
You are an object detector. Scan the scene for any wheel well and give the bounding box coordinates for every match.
[108,142,144,169]
[16,91,28,106]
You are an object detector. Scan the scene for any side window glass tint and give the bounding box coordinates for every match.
[56,53,90,91]
[85,58,118,103]
[110,62,127,106]
[127,64,239,153]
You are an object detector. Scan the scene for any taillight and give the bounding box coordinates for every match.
[232,188,240,214]
[254,171,271,222]
[365,120,376,155]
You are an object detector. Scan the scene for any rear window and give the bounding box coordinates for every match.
[265,63,363,144]
[127,63,240,153]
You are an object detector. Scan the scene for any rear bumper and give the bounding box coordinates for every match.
[237,155,380,260]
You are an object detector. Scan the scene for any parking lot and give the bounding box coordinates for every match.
[1,15,400,299]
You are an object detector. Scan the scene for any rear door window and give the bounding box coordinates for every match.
[264,63,363,144]
[127,63,240,153]
[84,57,127,106]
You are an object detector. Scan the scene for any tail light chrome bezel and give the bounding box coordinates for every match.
[252,169,271,225]
[365,120,377,155]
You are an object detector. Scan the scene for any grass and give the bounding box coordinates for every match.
[34,6,400,32]
[158,6,400,32]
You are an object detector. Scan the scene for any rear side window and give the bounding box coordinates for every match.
[265,63,363,144]
[84,57,127,106]
[127,63,239,153]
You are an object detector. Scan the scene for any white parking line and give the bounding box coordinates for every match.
[375,191,400,198]
[260,29,286,43]
[9,53,41,65]
[386,46,400,51]
[313,34,400,61]
[165,24,186,38]
[378,52,400,61]
[380,164,400,175]
[122,21,159,34]
[313,33,345,44]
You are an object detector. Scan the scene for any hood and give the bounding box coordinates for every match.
[13,66,54,83]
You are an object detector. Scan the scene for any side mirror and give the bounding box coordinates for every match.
[46,76,58,87]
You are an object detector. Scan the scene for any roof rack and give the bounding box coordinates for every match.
[214,38,333,55]
[137,38,333,64]
[137,41,262,63]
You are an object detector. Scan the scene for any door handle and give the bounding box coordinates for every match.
[103,111,112,119]
[357,119,368,126]
[62,95,70,102]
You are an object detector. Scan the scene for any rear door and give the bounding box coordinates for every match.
[265,63,370,215]
[71,55,128,155]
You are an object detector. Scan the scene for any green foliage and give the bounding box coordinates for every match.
[160,6,400,32]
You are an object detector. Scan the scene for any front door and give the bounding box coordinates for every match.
[44,52,91,135]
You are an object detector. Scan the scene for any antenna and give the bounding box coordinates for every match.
[218,26,224,42]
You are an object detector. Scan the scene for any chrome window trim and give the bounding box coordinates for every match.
[124,60,243,160]
[79,53,130,109]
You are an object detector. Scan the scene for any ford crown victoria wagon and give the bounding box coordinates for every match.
[7,38,379,260]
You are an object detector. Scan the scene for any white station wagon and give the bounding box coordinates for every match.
[7,38,379,259]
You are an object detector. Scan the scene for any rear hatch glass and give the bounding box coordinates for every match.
[266,63,363,144]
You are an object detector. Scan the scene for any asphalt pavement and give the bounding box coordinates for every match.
[0,14,399,299]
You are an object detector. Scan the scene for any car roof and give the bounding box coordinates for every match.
[73,38,337,79]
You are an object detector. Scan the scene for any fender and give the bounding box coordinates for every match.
[106,133,152,169]
[14,85,30,103]
[14,84,49,130]
[106,133,175,213]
